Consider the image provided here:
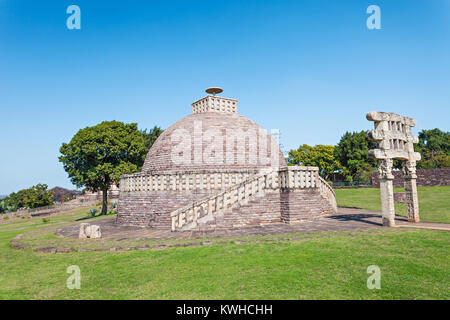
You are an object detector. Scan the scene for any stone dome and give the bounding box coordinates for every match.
[142,95,286,172]
[117,90,337,231]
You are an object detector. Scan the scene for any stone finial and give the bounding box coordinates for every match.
[205,87,223,95]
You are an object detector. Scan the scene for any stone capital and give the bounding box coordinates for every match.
[402,159,417,179]
[378,158,394,180]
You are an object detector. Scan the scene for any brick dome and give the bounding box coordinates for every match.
[142,96,286,172]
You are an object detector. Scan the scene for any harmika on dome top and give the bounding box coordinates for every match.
[141,91,287,172]
[116,88,337,231]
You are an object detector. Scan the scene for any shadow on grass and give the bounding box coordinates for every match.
[75,213,115,221]
[328,213,409,226]
[327,214,382,226]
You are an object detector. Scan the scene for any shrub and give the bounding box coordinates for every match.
[41,217,50,223]
[3,215,8,220]
[108,201,118,214]
[89,208,98,217]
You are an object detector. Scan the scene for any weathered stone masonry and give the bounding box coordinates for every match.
[367,111,421,226]
[116,90,337,231]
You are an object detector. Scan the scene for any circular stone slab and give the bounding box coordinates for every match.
[205,87,223,95]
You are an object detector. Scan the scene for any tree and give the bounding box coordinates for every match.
[416,128,450,169]
[21,184,54,209]
[0,184,53,212]
[287,144,343,180]
[334,131,377,180]
[59,121,147,214]
[141,126,163,151]
[417,153,450,169]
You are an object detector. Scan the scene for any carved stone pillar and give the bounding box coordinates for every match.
[402,160,420,222]
[378,159,395,227]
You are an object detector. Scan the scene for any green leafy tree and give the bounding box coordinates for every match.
[22,184,54,208]
[287,144,343,180]
[418,153,450,169]
[416,128,450,169]
[334,131,377,180]
[0,184,53,212]
[141,126,163,151]
[59,121,147,214]
[0,196,17,212]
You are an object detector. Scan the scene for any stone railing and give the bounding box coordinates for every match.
[171,172,267,231]
[278,167,336,212]
[119,169,260,193]
[317,176,337,213]
[279,166,318,189]
[120,166,323,194]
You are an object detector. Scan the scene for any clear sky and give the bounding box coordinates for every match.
[0,0,449,195]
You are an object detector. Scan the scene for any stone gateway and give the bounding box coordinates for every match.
[116,89,337,231]
[367,111,421,226]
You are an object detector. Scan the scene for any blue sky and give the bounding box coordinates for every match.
[0,0,449,194]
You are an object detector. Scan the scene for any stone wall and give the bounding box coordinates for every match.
[371,168,450,188]
[173,188,334,231]
[116,190,218,228]
[118,166,338,230]
[117,186,334,230]
[280,189,334,223]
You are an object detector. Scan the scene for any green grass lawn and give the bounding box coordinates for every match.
[0,206,448,299]
[335,186,450,223]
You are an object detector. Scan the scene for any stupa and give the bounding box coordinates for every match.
[116,88,337,231]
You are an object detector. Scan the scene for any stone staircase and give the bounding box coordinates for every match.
[170,167,337,231]
[170,172,267,231]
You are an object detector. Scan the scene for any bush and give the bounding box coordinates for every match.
[108,201,118,214]
[3,215,8,220]
[89,208,98,217]
[2,184,54,212]
[41,217,50,223]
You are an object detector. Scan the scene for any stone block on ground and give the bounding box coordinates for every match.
[79,223,102,239]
